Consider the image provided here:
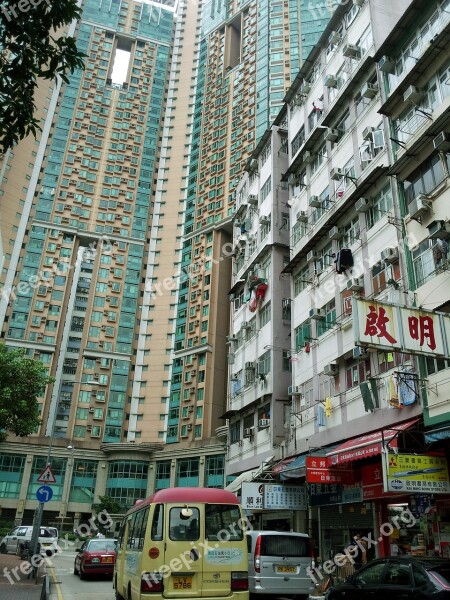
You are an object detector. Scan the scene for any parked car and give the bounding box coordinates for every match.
[74,538,117,579]
[0,526,58,556]
[246,530,315,599]
[325,556,450,599]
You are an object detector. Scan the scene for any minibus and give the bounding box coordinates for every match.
[114,487,248,600]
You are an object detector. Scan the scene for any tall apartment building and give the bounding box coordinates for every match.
[0,0,335,527]
[225,0,450,556]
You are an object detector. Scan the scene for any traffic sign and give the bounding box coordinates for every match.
[36,485,53,503]
[37,465,56,483]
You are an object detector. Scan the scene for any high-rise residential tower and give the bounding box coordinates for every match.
[0,0,335,525]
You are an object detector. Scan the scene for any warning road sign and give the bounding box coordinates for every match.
[37,465,56,484]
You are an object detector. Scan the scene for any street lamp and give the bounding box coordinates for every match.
[29,378,99,559]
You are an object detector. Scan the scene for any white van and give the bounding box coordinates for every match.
[0,526,59,556]
[246,531,315,599]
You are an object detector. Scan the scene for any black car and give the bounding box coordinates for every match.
[325,556,450,600]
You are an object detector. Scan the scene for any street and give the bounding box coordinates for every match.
[49,550,115,600]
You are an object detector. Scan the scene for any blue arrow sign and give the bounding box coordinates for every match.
[36,485,53,503]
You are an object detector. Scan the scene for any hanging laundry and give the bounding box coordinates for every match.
[325,397,332,418]
[369,378,379,409]
[334,248,354,274]
[248,290,257,313]
[316,404,325,427]
[398,370,418,406]
[360,382,375,413]
[255,282,268,303]
[388,375,401,409]
[433,239,448,263]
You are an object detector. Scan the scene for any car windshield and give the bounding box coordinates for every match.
[430,565,450,587]
[88,540,116,552]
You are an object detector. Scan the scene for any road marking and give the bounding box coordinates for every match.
[49,565,64,600]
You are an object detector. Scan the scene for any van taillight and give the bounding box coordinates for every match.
[309,539,316,568]
[141,572,164,593]
[231,571,248,591]
[254,535,261,573]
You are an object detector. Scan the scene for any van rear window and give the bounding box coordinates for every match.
[261,535,309,557]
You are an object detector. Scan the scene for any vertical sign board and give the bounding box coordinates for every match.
[241,482,263,511]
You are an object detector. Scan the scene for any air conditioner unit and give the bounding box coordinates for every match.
[303,151,315,164]
[259,419,270,428]
[343,43,361,58]
[296,210,308,222]
[87,426,93,432]
[307,250,320,262]
[362,126,374,140]
[227,352,235,364]
[242,321,251,330]
[245,361,255,369]
[329,31,341,45]
[361,83,378,99]
[249,159,258,172]
[347,278,363,291]
[355,197,371,212]
[330,167,345,180]
[248,194,258,205]
[403,86,424,104]
[187,424,193,431]
[93,373,99,379]
[378,55,395,73]
[190,387,195,394]
[353,346,368,359]
[244,427,254,438]
[324,128,339,142]
[259,215,270,225]
[381,247,399,263]
[409,195,431,220]
[293,94,304,106]
[288,385,302,395]
[324,363,338,376]
[324,74,338,88]
[226,335,238,343]
[329,226,343,240]
[433,132,450,151]
[309,308,324,320]
[309,195,322,208]
[427,220,450,240]
[300,82,311,94]
[89,408,95,413]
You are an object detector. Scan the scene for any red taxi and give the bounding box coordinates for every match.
[74,538,117,579]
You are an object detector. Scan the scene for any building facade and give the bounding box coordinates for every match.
[0,0,335,527]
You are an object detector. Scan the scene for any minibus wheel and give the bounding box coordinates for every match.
[127,581,132,600]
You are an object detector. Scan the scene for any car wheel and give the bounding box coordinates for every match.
[74,562,79,575]
[0,543,7,554]
[79,567,86,580]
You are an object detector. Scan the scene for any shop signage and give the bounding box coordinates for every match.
[263,484,307,510]
[353,299,450,358]
[361,462,384,500]
[241,482,263,510]
[306,456,354,484]
[383,453,450,494]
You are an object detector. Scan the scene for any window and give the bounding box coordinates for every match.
[317,299,336,336]
[295,320,311,352]
[260,302,271,327]
[403,153,445,206]
[412,239,435,287]
[258,350,271,376]
[354,562,384,585]
[345,358,371,389]
[367,184,393,229]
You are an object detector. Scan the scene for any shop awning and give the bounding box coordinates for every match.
[326,418,419,466]
[272,456,296,475]
[425,424,450,444]
[279,453,307,481]
[225,469,258,493]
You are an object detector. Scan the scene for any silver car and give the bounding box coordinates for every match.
[246,530,315,599]
[0,526,58,556]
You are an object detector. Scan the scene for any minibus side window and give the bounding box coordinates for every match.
[127,513,138,549]
[128,507,149,550]
[117,521,126,550]
[205,504,243,541]
[151,503,164,541]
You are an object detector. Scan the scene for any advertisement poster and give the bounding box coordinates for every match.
[384,453,450,494]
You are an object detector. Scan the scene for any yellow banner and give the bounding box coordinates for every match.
[385,453,450,494]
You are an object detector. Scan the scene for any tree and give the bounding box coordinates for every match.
[0,0,85,154]
[0,343,53,441]
[92,495,125,516]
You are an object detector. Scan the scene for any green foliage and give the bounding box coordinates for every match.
[0,343,53,441]
[92,495,125,515]
[0,0,85,153]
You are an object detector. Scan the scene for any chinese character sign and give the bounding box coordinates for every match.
[241,482,263,510]
[355,299,450,358]
[263,485,307,510]
[383,453,450,494]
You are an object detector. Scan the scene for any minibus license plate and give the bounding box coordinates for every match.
[276,566,296,573]
[173,576,192,589]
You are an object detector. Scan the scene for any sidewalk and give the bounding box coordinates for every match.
[0,553,46,600]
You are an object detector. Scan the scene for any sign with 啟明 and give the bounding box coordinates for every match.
[353,299,450,358]
[263,484,307,510]
[383,453,450,494]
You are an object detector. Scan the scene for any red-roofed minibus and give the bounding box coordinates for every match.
[114,488,248,600]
